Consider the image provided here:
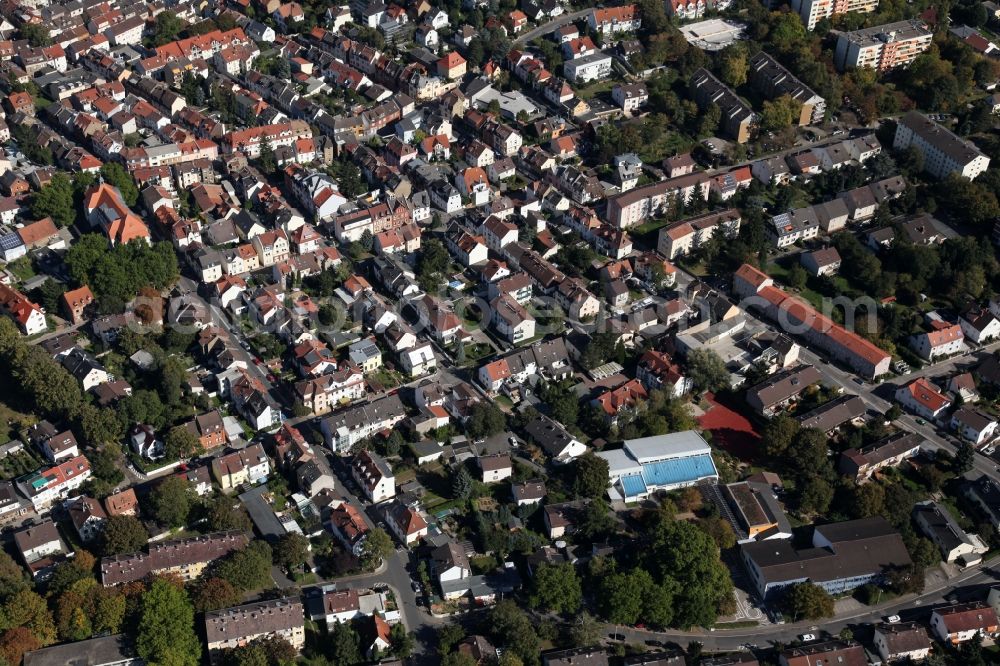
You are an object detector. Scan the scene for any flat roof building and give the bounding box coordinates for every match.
[597,431,719,501]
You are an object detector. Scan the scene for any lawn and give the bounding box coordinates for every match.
[574,79,616,101]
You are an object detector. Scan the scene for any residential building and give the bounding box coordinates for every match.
[893,110,990,180]
[491,294,536,344]
[23,635,138,666]
[913,501,989,565]
[587,5,641,36]
[748,52,825,125]
[930,602,999,644]
[205,598,305,664]
[320,394,408,452]
[352,449,395,502]
[745,365,823,416]
[564,52,613,83]
[212,444,271,491]
[779,641,866,666]
[14,521,67,579]
[478,454,513,483]
[101,531,249,585]
[951,407,998,446]
[18,455,91,512]
[873,622,932,663]
[385,501,428,545]
[895,377,951,421]
[0,283,47,335]
[800,247,841,276]
[795,395,866,434]
[606,173,711,229]
[328,503,369,556]
[839,431,924,481]
[691,69,757,143]
[910,322,964,360]
[523,414,588,462]
[737,268,892,378]
[834,20,933,71]
[791,0,878,30]
[657,209,741,260]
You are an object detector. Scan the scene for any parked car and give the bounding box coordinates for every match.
[800,634,816,642]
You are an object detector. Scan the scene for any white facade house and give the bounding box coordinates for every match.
[894,111,990,180]
[564,52,612,83]
[400,343,437,378]
[951,408,998,446]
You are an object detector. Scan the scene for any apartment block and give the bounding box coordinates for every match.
[691,68,758,143]
[792,0,877,30]
[834,20,933,71]
[205,598,305,664]
[748,52,826,125]
[893,111,991,180]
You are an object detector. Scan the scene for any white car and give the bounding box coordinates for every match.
[508,436,519,447]
[886,615,901,623]
[800,634,816,642]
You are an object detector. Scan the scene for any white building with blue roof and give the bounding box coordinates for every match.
[597,431,718,501]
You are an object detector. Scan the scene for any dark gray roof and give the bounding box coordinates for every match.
[24,635,136,666]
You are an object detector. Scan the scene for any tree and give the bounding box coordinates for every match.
[389,623,414,658]
[30,173,76,227]
[0,589,57,645]
[644,515,733,629]
[150,476,192,528]
[136,578,201,666]
[442,654,477,666]
[192,578,242,613]
[573,454,610,499]
[273,533,310,573]
[452,466,474,500]
[718,44,747,87]
[783,582,834,620]
[165,425,200,461]
[0,626,41,666]
[569,612,601,647]
[100,163,139,208]
[416,238,451,291]
[598,570,644,625]
[686,349,728,393]
[466,403,506,439]
[152,11,184,46]
[360,528,393,571]
[787,263,808,290]
[78,406,125,448]
[215,541,273,592]
[956,441,975,474]
[258,140,276,175]
[529,563,582,615]
[20,24,52,47]
[760,95,803,132]
[205,496,253,533]
[487,601,540,666]
[329,619,362,665]
[100,516,149,556]
[576,499,615,541]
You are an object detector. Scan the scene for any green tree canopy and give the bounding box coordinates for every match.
[100,515,149,557]
[150,476,192,528]
[686,349,729,393]
[30,173,76,227]
[529,563,582,615]
[783,582,834,620]
[136,578,201,666]
[573,453,610,499]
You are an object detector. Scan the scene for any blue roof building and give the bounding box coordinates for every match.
[596,431,719,501]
